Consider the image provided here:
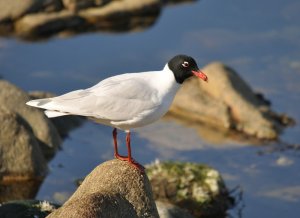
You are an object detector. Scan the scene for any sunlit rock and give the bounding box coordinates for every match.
[169,62,295,140]
[62,0,110,11]
[146,160,233,217]
[0,0,43,22]
[47,159,159,217]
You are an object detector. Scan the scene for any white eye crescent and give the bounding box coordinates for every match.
[182,61,189,68]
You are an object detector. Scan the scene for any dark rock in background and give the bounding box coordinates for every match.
[0,80,84,203]
[0,80,61,160]
[0,106,47,181]
[0,180,43,204]
[0,200,59,218]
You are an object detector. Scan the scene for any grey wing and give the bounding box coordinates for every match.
[29,75,159,121]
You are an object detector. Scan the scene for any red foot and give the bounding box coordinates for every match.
[115,154,145,172]
[112,128,145,172]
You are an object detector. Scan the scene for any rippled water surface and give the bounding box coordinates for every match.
[1,0,300,217]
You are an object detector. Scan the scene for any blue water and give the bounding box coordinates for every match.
[0,0,300,217]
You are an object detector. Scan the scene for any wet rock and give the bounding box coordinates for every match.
[28,91,86,138]
[0,106,47,181]
[169,62,294,140]
[0,80,61,160]
[14,0,161,41]
[146,161,233,217]
[41,0,64,13]
[156,201,194,218]
[0,0,44,22]
[62,0,109,11]
[0,179,43,203]
[0,200,58,218]
[47,159,159,217]
[0,0,194,40]
[62,0,95,11]
[78,0,160,32]
[15,10,86,40]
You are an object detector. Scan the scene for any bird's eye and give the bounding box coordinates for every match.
[182,61,189,68]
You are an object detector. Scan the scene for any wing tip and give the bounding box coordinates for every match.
[26,99,51,107]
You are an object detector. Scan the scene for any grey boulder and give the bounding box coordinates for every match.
[0,80,61,160]
[0,106,47,181]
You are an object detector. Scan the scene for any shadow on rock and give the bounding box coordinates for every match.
[0,180,43,203]
[0,200,59,218]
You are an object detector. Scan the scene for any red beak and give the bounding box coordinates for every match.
[192,70,208,82]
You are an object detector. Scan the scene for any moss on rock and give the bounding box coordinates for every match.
[146,160,233,217]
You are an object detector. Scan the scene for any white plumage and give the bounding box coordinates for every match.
[26,65,179,131]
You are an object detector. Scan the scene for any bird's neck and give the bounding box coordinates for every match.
[158,64,181,96]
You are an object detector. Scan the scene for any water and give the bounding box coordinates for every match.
[0,0,300,217]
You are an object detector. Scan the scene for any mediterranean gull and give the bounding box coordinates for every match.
[26,54,208,170]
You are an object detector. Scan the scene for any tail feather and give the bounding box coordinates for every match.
[44,110,69,118]
[27,98,69,118]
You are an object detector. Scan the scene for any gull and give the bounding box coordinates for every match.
[26,55,208,170]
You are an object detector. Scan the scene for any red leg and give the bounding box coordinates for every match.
[113,128,118,157]
[112,128,144,171]
[125,131,145,171]
[113,128,127,160]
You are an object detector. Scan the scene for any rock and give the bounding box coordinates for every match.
[62,0,95,11]
[28,91,86,138]
[0,0,198,40]
[47,159,159,218]
[0,179,43,203]
[146,161,233,217]
[41,0,63,13]
[62,0,109,11]
[0,0,44,22]
[169,62,295,140]
[0,200,58,218]
[0,80,61,160]
[15,0,160,40]
[0,106,47,181]
[15,10,86,40]
[79,0,160,31]
[9,0,161,40]
[169,76,232,129]
[156,201,194,218]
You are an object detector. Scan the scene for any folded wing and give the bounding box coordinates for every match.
[26,73,159,122]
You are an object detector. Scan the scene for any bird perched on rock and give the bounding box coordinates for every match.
[26,55,208,170]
